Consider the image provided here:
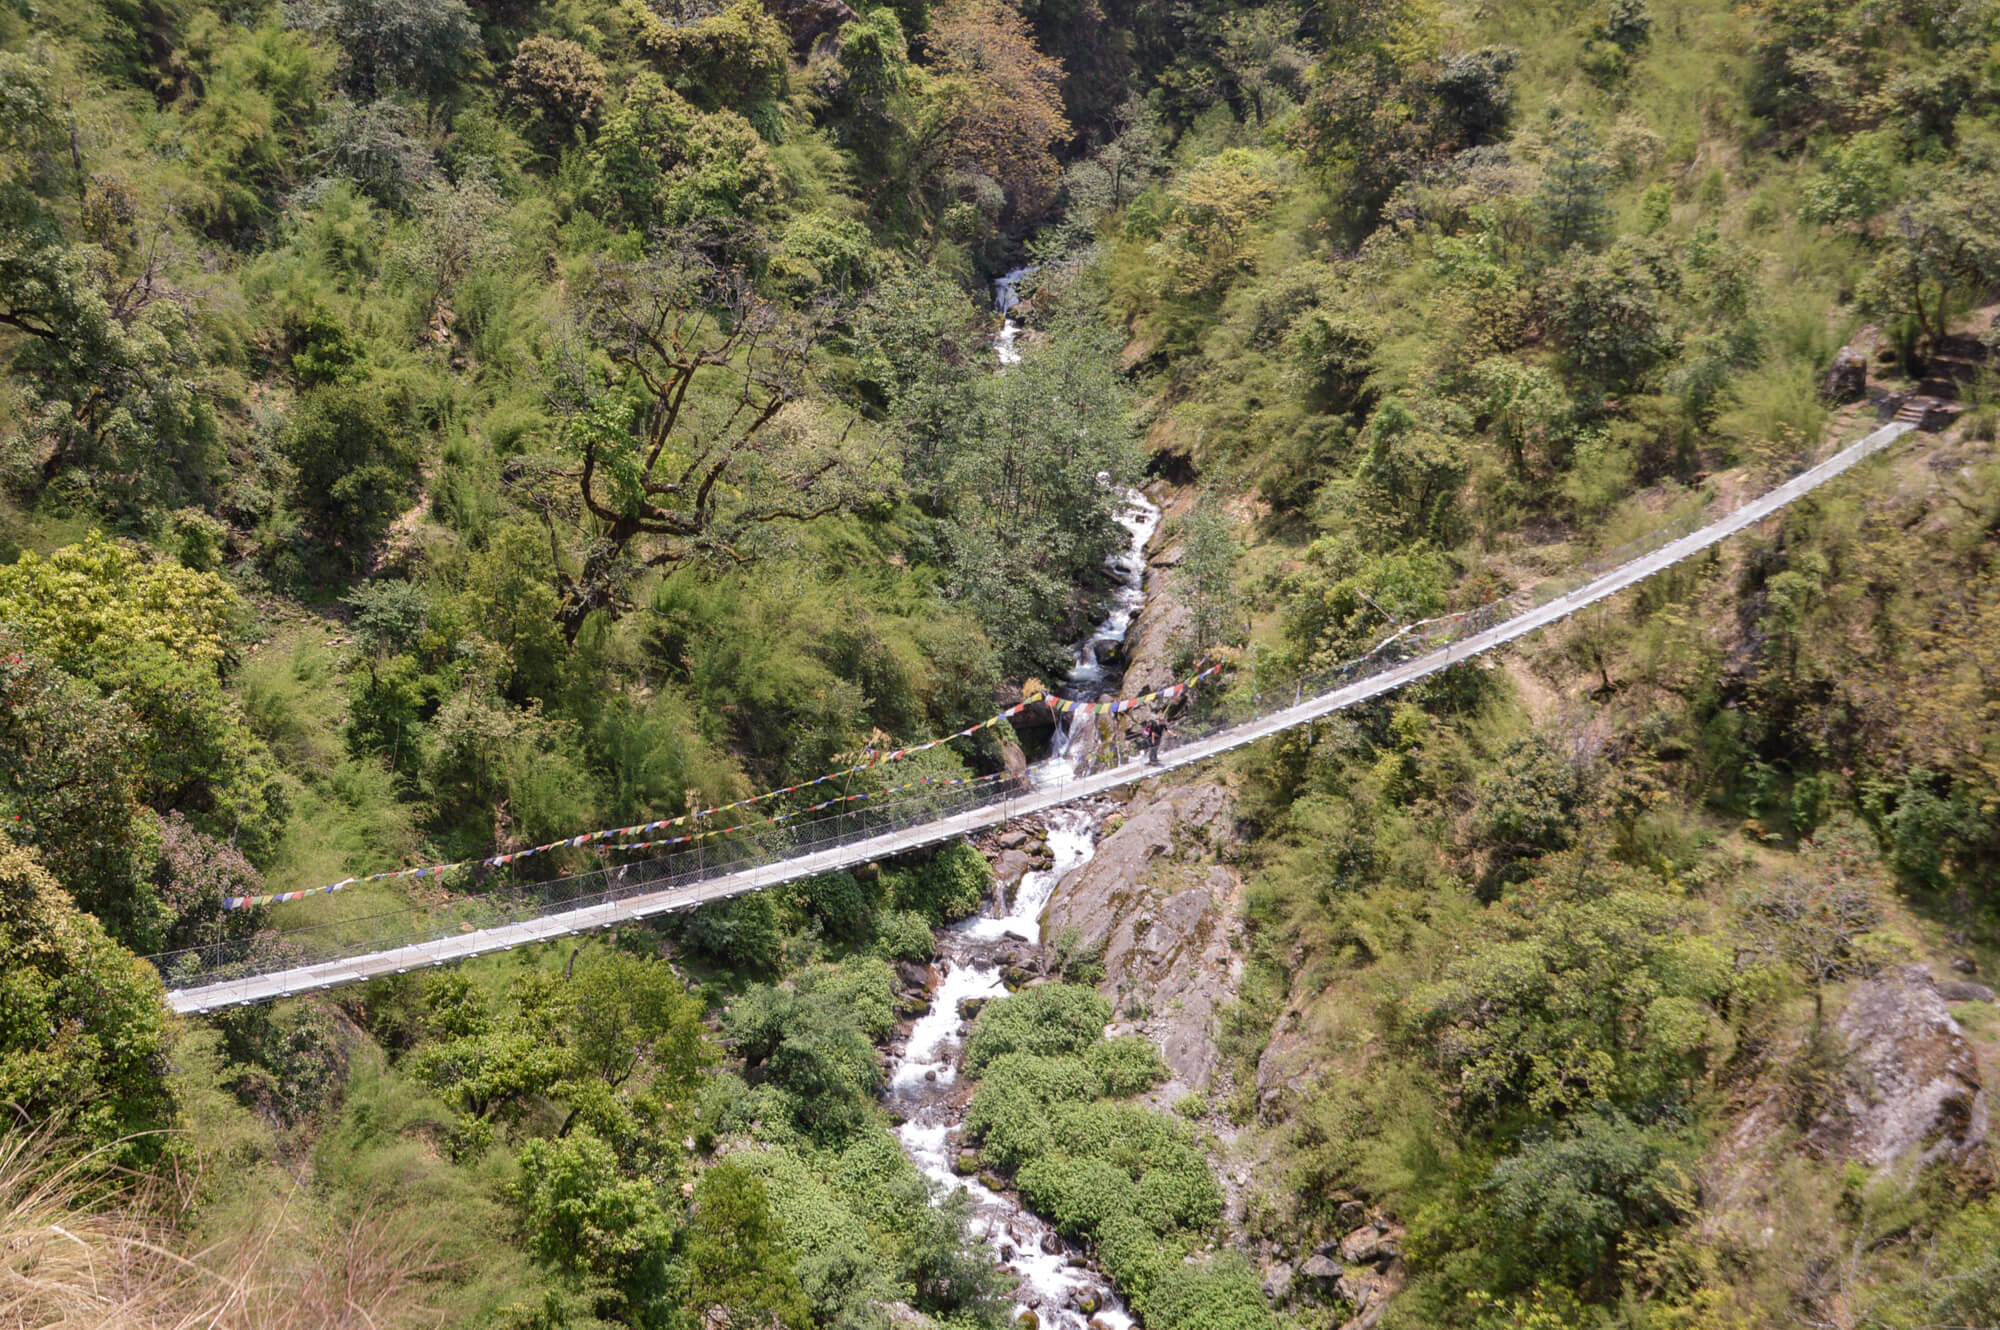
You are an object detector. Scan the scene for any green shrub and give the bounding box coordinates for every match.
[964,984,1112,1073]
[1017,1155,1140,1241]
[1086,1036,1170,1098]
[963,1053,1097,1171]
[800,871,873,941]
[871,908,937,963]
[890,841,993,925]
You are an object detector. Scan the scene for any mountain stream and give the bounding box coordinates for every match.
[877,270,1159,1330]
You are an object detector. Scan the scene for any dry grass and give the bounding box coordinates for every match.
[0,1127,452,1330]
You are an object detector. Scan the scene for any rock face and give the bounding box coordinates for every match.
[1043,782,1243,1091]
[1816,965,1989,1174]
[1821,348,1868,403]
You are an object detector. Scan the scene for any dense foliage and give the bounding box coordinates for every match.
[8,0,2000,1324]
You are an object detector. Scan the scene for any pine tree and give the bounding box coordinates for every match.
[1536,114,1614,254]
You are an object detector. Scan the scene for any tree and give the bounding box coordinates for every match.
[627,0,790,113]
[1540,243,1675,394]
[1175,488,1241,668]
[687,1161,812,1329]
[0,833,175,1166]
[923,0,1073,227]
[851,266,988,514]
[1735,815,1886,1027]
[1349,397,1467,548]
[1410,863,1732,1119]
[1474,735,1586,864]
[1218,4,1310,125]
[1863,152,2000,351]
[504,36,608,154]
[513,1129,681,1322]
[1149,148,1285,299]
[566,952,708,1097]
[1535,114,1613,253]
[1486,1109,1694,1295]
[279,384,421,569]
[0,632,158,948]
[0,533,235,673]
[939,318,1141,673]
[289,0,478,100]
[533,238,880,639]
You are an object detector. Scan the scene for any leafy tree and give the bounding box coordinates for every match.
[513,1128,682,1322]
[1470,357,1575,479]
[0,832,175,1166]
[687,1160,812,1329]
[0,168,221,512]
[1150,148,1285,300]
[567,952,709,1097]
[940,319,1141,673]
[1605,0,1653,52]
[888,841,993,925]
[1863,148,2000,351]
[1432,45,1521,146]
[1799,130,1900,230]
[726,971,887,1143]
[590,76,780,230]
[412,973,579,1147]
[851,266,988,513]
[0,632,158,947]
[1217,4,1309,125]
[923,0,1073,227]
[0,533,235,673]
[1409,861,1733,1119]
[1540,243,1675,394]
[1175,488,1241,668]
[1349,398,1467,549]
[800,870,873,941]
[681,889,791,976]
[287,0,478,100]
[627,0,790,114]
[504,36,608,154]
[279,384,422,569]
[1473,735,1586,865]
[1735,815,1887,1025]
[1485,1109,1695,1294]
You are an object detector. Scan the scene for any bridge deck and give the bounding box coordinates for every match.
[164,423,1914,1013]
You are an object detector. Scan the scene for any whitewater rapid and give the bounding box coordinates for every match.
[876,266,1157,1327]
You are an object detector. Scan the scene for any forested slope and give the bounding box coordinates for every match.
[4,0,2000,1326]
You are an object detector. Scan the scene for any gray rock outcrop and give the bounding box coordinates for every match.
[1042,782,1243,1091]
[1815,964,1989,1174]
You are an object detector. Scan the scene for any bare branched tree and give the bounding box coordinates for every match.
[522,233,882,639]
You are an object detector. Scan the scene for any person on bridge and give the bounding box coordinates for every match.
[1142,718,1167,765]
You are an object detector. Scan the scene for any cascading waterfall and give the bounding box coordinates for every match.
[873,269,1161,1329]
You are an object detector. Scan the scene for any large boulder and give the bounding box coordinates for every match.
[1814,965,1989,1174]
[1043,783,1243,1090]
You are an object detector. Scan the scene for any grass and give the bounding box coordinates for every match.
[0,1121,454,1330]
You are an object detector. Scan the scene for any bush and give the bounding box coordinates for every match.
[963,1053,1097,1171]
[800,871,873,942]
[682,891,791,976]
[871,908,937,963]
[1086,1036,1169,1098]
[1017,1155,1140,1241]
[0,834,175,1166]
[278,385,420,570]
[964,983,1112,1073]
[889,841,993,925]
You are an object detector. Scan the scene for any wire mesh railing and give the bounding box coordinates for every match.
[152,423,1912,1002]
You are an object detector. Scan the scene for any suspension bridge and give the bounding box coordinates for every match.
[156,421,1917,1014]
